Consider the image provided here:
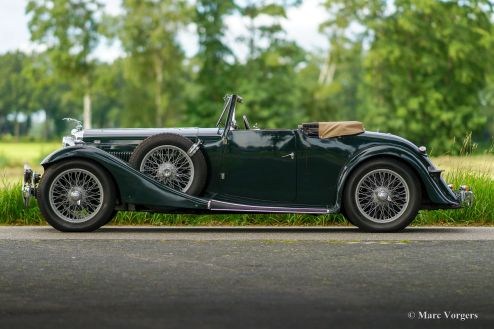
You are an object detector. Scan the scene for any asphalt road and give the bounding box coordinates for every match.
[0,226,493,329]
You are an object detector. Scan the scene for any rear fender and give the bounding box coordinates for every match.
[41,146,209,210]
[336,145,459,210]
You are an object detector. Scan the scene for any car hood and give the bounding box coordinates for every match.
[82,127,220,141]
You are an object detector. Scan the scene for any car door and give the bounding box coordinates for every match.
[219,129,297,203]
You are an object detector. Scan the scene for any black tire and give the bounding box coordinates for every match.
[129,133,207,196]
[343,158,421,232]
[339,206,356,226]
[106,210,118,225]
[38,159,116,232]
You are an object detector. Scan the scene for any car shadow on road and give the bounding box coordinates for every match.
[90,226,468,234]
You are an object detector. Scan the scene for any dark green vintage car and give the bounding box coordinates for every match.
[22,94,473,232]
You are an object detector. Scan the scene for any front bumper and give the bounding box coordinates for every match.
[22,165,40,207]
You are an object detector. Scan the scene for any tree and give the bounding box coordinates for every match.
[118,0,191,127]
[322,0,494,152]
[23,51,74,138]
[191,0,236,125]
[303,36,364,121]
[27,0,102,129]
[0,52,34,138]
[234,0,307,128]
[235,40,308,128]
[91,60,126,128]
[237,0,301,60]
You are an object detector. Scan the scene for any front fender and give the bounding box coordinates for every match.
[335,145,459,210]
[41,146,209,210]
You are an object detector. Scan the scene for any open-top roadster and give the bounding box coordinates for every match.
[22,94,473,232]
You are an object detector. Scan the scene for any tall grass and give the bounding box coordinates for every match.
[1,169,492,226]
[0,179,45,225]
[415,170,494,225]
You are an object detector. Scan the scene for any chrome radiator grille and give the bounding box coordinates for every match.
[109,151,132,163]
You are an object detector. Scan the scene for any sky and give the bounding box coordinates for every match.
[0,0,329,62]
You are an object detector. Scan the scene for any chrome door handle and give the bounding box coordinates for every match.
[282,152,295,160]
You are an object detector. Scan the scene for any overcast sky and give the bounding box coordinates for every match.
[0,0,329,61]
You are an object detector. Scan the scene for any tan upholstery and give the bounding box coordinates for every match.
[317,121,364,138]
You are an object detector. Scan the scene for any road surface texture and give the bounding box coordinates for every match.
[0,226,493,329]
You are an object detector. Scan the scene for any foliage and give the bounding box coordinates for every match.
[117,0,191,127]
[0,52,34,138]
[232,0,307,128]
[27,0,103,129]
[191,0,237,125]
[0,0,493,153]
[322,0,494,152]
[236,40,308,128]
[91,60,126,128]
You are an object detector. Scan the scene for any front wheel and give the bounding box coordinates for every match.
[38,160,116,232]
[343,158,421,232]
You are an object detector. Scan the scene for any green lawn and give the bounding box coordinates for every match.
[1,142,493,226]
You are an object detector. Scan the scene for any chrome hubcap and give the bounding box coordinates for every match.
[375,188,391,202]
[68,188,83,203]
[140,145,194,192]
[355,169,410,223]
[49,169,103,223]
[158,163,176,179]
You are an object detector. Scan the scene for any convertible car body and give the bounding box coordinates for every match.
[22,94,473,232]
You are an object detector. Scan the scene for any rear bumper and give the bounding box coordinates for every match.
[452,185,474,207]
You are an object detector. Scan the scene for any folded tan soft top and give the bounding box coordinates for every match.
[301,121,365,139]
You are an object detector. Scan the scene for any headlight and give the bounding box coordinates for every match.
[62,131,84,147]
[62,136,75,147]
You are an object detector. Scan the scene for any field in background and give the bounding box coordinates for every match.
[1,142,493,226]
[0,142,60,184]
[433,155,494,179]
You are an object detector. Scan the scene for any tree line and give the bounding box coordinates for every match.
[1,0,493,153]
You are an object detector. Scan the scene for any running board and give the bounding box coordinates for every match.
[209,200,329,214]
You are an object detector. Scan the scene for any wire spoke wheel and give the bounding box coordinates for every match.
[355,169,410,223]
[48,168,103,223]
[139,145,194,192]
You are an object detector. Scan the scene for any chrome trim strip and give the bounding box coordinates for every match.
[209,200,328,214]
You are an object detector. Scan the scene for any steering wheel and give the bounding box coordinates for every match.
[242,114,251,130]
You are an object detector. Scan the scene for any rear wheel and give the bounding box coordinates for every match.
[38,160,116,232]
[343,158,421,232]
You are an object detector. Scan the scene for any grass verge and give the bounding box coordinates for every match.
[1,170,492,226]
